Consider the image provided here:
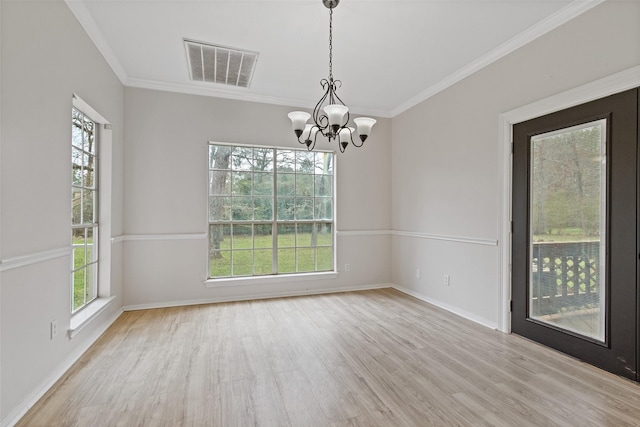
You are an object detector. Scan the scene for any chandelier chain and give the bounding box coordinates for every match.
[329,7,333,81]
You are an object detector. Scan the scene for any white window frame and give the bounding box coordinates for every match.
[207,142,337,281]
[69,94,115,334]
[71,106,99,313]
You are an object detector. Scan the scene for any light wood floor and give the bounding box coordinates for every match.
[18,288,640,426]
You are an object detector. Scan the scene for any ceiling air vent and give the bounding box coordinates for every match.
[184,39,259,88]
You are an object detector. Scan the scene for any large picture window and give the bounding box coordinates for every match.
[208,143,334,278]
[71,108,98,311]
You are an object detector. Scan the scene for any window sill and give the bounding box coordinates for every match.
[69,296,116,339]
[205,271,338,288]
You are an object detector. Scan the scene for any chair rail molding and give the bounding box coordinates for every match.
[0,247,71,272]
[110,233,207,243]
[112,230,498,245]
[392,230,498,246]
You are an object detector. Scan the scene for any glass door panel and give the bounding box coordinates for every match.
[529,119,607,341]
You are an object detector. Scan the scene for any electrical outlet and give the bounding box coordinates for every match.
[50,320,57,340]
[416,269,421,279]
[444,274,451,286]
[345,264,350,272]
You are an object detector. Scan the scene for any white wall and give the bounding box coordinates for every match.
[0,1,124,424]
[391,1,640,328]
[122,87,392,308]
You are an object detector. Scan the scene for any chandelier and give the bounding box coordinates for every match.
[287,0,376,153]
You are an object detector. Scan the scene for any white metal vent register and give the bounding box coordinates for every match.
[184,39,258,88]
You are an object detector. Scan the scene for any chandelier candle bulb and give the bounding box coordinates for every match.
[338,127,355,151]
[353,117,377,142]
[324,104,349,133]
[288,111,311,137]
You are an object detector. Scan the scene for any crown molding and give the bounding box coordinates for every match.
[125,77,393,118]
[65,0,128,84]
[390,0,605,117]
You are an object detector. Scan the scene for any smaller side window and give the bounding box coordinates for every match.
[71,108,99,312]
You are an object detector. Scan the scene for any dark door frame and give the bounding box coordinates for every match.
[497,67,640,335]
[511,89,637,380]
[637,90,640,378]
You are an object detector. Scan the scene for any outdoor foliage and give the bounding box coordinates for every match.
[529,122,606,338]
[208,144,333,278]
[531,122,604,241]
[72,109,96,231]
[72,108,98,311]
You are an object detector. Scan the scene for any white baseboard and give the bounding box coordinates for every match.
[123,283,393,311]
[1,308,124,427]
[392,284,499,331]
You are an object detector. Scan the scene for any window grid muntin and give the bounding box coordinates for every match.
[72,107,99,313]
[208,143,334,278]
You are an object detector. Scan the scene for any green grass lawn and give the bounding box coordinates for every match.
[210,233,333,277]
[72,238,95,310]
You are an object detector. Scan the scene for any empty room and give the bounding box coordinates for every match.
[2,0,640,425]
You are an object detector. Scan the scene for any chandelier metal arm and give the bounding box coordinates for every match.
[310,78,353,140]
[348,128,365,148]
[312,82,331,133]
[295,123,323,151]
[328,84,350,125]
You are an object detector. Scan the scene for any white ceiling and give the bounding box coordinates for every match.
[66,0,601,117]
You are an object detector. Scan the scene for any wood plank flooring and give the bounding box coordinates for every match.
[17,288,640,426]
